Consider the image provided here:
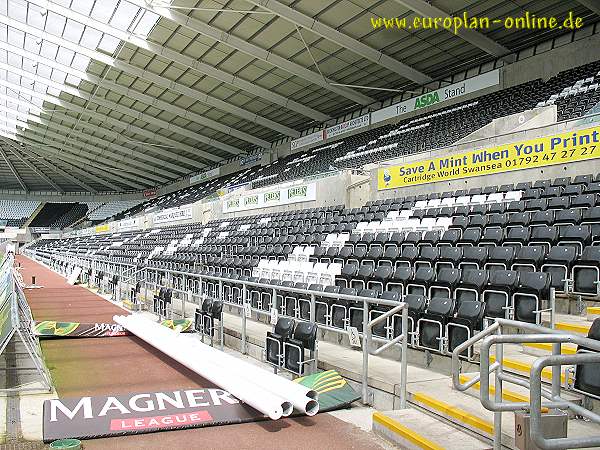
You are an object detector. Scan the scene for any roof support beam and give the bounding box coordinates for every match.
[128,0,375,106]
[0,79,185,179]
[0,136,63,192]
[0,127,98,193]
[0,61,220,165]
[1,128,154,191]
[0,39,268,148]
[391,0,514,61]
[576,0,600,16]
[0,69,214,168]
[0,116,160,188]
[25,0,330,123]
[245,0,432,84]
[22,144,123,192]
[16,134,148,191]
[0,144,27,191]
[0,14,299,138]
[22,151,97,192]
[24,123,165,185]
[7,128,150,190]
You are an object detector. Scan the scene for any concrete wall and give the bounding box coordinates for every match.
[458,106,557,143]
[347,174,372,209]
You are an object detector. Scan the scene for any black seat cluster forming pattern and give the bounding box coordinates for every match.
[107,60,600,222]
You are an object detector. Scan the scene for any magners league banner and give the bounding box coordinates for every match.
[378,126,600,190]
[42,370,359,441]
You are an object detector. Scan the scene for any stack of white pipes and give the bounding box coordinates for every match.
[113,314,318,420]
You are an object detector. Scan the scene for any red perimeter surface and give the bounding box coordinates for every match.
[18,256,384,449]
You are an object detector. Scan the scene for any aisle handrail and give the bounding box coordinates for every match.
[452,318,600,450]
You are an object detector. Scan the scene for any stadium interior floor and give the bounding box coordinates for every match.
[3,255,393,450]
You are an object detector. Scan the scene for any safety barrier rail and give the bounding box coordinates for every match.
[26,249,410,408]
[0,253,52,392]
[452,318,600,450]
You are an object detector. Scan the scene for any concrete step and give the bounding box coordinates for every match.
[458,373,546,409]
[373,408,490,450]
[587,306,600,321]
[458,373,582,414]
[489,354,572,385]
[406,377,598,449]
[520,342,577,356]
[409,390,495,440]
[555,321,591,335]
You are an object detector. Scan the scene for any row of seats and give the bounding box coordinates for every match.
[109,60,600,218]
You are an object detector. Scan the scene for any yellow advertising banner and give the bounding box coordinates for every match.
[378,126,600,190]
[95,224,110,233]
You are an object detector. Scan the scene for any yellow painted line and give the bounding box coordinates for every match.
[373,411,445,450]
[522,342,577,355]
[412,392,494,435]
[459,375,548,412]
[122,299,135,310]
[587,307,600,315]
[555,322,590,335]
[490,356,566,383]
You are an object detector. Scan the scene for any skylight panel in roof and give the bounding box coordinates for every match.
[7,0,26,23]
[47,86,60,97]
[6,55,22,73]
[6,71,18,84]
[97,34,119,54]
[23,33,39,52]
[62,18,85,44]
[33,81,49,94]
[44,11,66,37]
[133,10,159,38]
[70,0,94,16]
[65,73,81,86]
[7,27,23,46]
[50,69,66,84]
[90,0,119,23]
[35,63,51,79]
[79,27,102,51]
[55,46,74,66]
[39,40,59,59]
[110,1,140,32]
[5,89,19,100]
[71,53,89,71]
[26,4,46,29]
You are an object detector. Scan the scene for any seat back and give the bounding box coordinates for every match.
[574,319,600,397]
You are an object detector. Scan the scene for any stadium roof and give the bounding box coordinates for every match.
[0,0,598,193]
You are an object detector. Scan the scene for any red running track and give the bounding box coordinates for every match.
[18,256,385,450]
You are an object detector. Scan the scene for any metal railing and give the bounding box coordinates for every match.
[452,318,600,450]
[26,249,410,408]
[0,254,53,392]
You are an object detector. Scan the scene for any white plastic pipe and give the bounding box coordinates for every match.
[114,315,292,420]
[184,332,319,416]
[125,314,319,416]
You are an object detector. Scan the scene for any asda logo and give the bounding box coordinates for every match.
[288,186,308,199]
[414,92,440,109]
[264,191,280,202]
[244,195,259,206]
